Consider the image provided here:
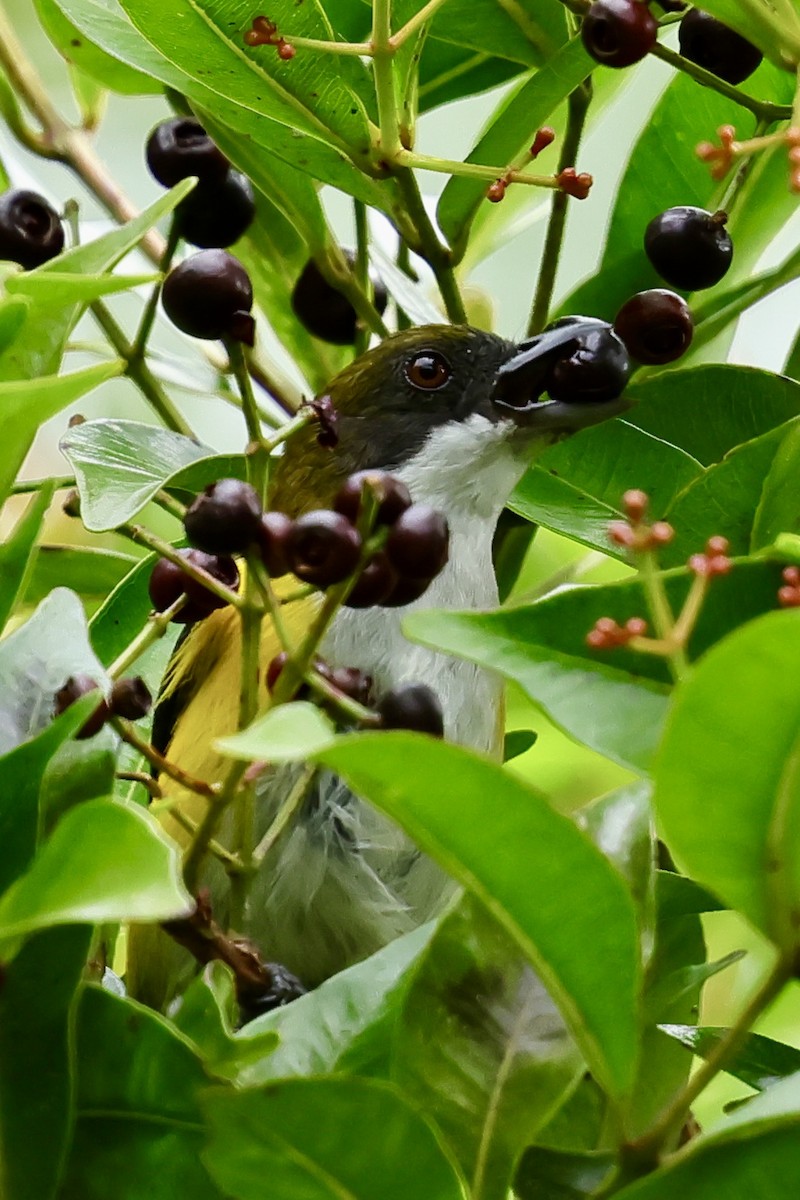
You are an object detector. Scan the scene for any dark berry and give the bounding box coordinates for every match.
[644,207,733,291]
[385,507,449,580]
[162,250,254,343]
[145,117,229,188]
[266,651,299,695]
[148,549,240,623]
[613,289,693,364]
[176,171,256,249]
[54,674,109,739]
[184,478,262,555]
[678,10,762,85]
[543,322,630,404]
[376,683,444,738]
[333,470,412,527]
[581,0,658,69]
[0,189,64,269]
[257,511,293,577]
[238,963,306,1021]
[291,251,388,345]
[344,552,398,608]
[381,575,434,607]
[328,666,373,706]
[109,677,152,720]
[285,511,362,587]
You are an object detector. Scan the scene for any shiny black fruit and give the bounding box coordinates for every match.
[613,289,693,364]
[544,322,631,404]
[184,478,262,555]
[146,117,229,188]
[376,683,445,737]
[176,171,256,249]
[148,549,240,623]
[291,251,388,345]
[0,189,64,268]
[581,0,658,69]
[678,10,762,85]
[644,206,733,291]
[162,250,254,343]
[285,511,362,587]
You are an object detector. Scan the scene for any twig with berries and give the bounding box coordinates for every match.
[588,490,732,681]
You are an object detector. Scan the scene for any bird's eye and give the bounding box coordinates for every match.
[404,350,452,391]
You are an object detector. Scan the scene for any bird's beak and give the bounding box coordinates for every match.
[490,323,632,433]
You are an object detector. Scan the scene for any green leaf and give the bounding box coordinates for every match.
[626,366,800,467]
[0,588,106,757]
[660,419,799,564]
[24,544,138,606]
[654,609,800,950]
[393,894,581,1200]
[427,0,563,66]
[89,555,158,666]
[576,782,655,949]
[203,1078,468,1200]
[752,419,800,548]
[217,702,337,763]
[0,481,54,631]
[0,361,123,502]
[318,735,642,1103]
[437,37,592,252]
[614,1073,800,1200]
[5,269,157,304]
[659,1025,800,1092]
[514,1146,614,1200]
[118,0,373,152]
[60,985,223,1200]
[0,926,91,1200]
[171,963,278,1080]
[61,418,212,531]
[642,950,744,1024]
[504,728,538,761]
[34,0,158,93]
[0,797,191,940]
[511,419,703,557]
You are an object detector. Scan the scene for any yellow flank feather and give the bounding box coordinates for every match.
[125,577,320,1008]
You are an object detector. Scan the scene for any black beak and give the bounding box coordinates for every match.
[491,319,633,432]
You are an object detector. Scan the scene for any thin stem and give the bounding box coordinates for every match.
[372,0,402,160]
[354,199,371,356]
[229,562,263,926]
[253,764,316,864]
[155,489,187,521]
[286,35,371,55]
[11,475,75,494]
[130,219,181,362]
[119,521,244,609]
[117,770,161,799]
[623,955,793,1168]
[528,80,591,335]
[108,595,186,678]
[395,239,415,329]
[670,574,709,649]
[112,718,219,800]
[182,760,249,894]
[394,170,467,322]
[90,300,195,438]
[397,148,563,188]
[651,42,791,123]
[150,796,244,872]
[391,0,451,48]
[639,552,688,682]
[304,667,376,726]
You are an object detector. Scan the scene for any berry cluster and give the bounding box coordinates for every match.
[146,117,255,250]
[267,649,445,738]
[0,188,64,269]
[581,2,761,86]
[147,471,449,627]
[586,615,649,650]
[244,15,296,60]
[608,488,675,551]
[687,536,732,578]
[54,674,152,739]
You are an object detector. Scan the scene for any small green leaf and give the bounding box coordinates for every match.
[614,1074,800,1200]
[89,555,158,666]
[61,985,223,1200]
[24,544,138,606]
[512,420,703,557]
[514,1146,614,1200]
[5,269,157,304]
[626,365,800,466]
[0,361,123,502]
[171,963,278,1080]
[203,1078,468,1200]
[654,610,800,950]
[503,729,538,761]
[238,923,435,1085]
[659,1025,800,1092]
[33,0,158,93]
[752,418,800,548]
[318,735,642,1103]
[0,925,92,1200]
[577,782,655,950]
[61,418,212,531]
[0,798,191,940]
[0,482,54,631]
[393,895,581,1200]
[217,702,337,763]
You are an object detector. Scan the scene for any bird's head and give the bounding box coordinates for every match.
[272,323,630,520]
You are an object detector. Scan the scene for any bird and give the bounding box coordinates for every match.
[126,321,631,1010]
